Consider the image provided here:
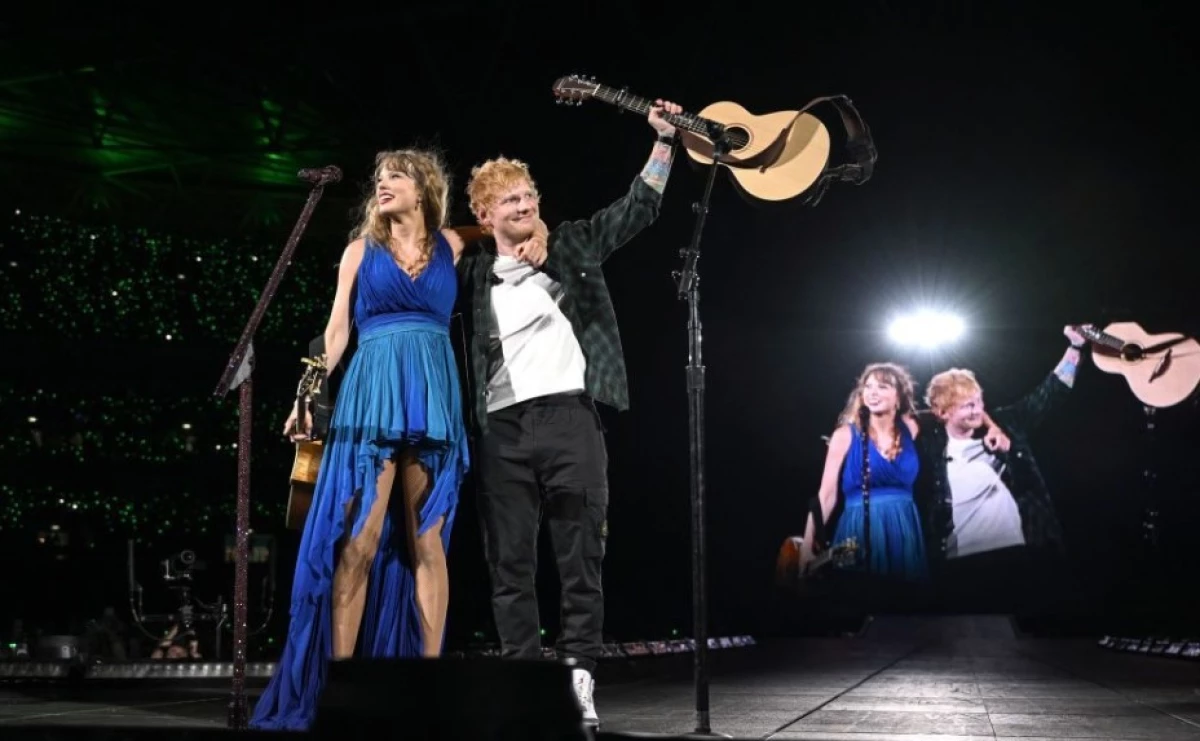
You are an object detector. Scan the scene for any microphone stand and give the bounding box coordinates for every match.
[673,122,732,739]
[212,165,341,729]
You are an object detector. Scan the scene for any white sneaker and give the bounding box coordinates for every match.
[571,667,599,727]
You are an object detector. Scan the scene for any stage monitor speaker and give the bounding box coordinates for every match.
[313,656,588,739]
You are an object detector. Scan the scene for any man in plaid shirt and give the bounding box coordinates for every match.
[914,325,1090,611]
[456,98,682,728]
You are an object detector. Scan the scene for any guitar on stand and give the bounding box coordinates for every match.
[1073,322,1200,408]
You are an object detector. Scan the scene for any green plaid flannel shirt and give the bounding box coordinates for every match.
[914,372,1072,561]
[456,175,663,435]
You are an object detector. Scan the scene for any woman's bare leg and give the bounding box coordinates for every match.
[399,449,448,657]
[331,459,397,659]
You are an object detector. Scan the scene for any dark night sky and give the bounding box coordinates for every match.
[4,4,1198,639]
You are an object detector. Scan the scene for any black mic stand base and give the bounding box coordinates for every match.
[672,128,732,740]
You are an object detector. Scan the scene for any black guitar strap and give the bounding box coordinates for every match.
[304,332,349,440]
[791,95,877,207]
[809,495,829,549]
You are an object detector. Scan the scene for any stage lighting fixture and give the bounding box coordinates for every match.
[887,310,965,349]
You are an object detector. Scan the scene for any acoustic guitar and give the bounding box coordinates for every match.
[1074,322,1200,408]
[775,535,858,589]
[285,356,327,530]
[551,75,831,202]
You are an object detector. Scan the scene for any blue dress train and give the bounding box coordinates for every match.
[831,422,928,582]
[250,234,470,730]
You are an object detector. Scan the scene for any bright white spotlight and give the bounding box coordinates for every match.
[888,310,965,349]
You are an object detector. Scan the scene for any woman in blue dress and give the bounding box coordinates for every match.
[796,364,1011,586]
[799,363,929,583]
[250,149,545,730]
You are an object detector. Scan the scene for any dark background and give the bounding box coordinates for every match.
[2,4,1197,658]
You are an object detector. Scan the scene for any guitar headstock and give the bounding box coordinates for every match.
[552,74,600,106]
[296,354,327,398]
[831,537,858,566]
[1072,324,1103,342]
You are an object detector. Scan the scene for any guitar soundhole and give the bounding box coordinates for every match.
[1121,343,1144,362]
[724,126,751,151]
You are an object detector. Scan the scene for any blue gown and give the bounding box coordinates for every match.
[831,422,928,582]
[250,234,470,730]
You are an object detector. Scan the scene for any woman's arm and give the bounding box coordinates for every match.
[322,240,366,373]
[285,240,364,440]
[443,221,547,267]
[910,406,1009,451]
[442,228,466,265]
[801,425,852,557]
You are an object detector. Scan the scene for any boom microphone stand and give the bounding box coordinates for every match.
[213,165,341,729]
[673,122,732,739]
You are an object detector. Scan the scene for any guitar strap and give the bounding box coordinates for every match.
[793,95,877,207]
[679,94,877,206]
[808,496,829,549]
[304,332,349,440]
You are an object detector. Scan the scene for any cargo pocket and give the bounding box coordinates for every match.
[584,487,609,560]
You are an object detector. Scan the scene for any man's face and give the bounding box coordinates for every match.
[481,179,540,244]
[940,389,986,433]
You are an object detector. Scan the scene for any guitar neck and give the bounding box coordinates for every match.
[1077,325,1124,351]
[587,84,720,138]
[813,550,836,569]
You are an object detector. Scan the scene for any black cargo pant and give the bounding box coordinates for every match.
[476,391,609,673]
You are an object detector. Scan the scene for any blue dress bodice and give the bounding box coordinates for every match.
[840,422,920,505]
[354,233,457,331]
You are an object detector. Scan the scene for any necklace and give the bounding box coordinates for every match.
[390,238,430,280]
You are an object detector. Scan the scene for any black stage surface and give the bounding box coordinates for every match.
[3,615,1200,739]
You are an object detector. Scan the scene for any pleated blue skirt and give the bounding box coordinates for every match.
[832,489,928,582]
[250,313,469,730]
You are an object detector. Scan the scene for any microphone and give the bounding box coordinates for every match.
[297,166,343,185]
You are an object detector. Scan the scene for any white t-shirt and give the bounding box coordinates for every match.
[944,436,1026,559]
[485,255,586,413]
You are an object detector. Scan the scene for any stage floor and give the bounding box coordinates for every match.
[3,616,1200,739]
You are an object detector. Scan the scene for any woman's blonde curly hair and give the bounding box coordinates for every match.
[352,148,451,249]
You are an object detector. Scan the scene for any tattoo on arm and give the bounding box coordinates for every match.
[1055,347,1081,387]
[640,140,676,193]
